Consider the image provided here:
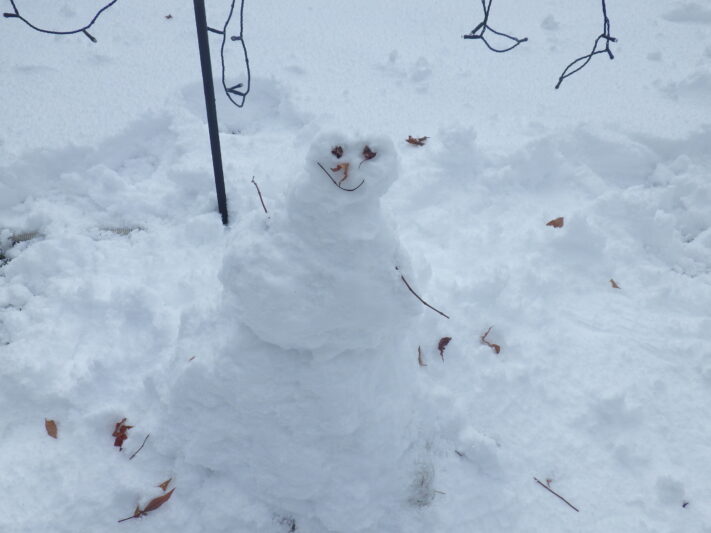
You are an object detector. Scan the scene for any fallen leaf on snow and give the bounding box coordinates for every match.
[406,135,428,146]
[480,326,501,354]
[331,145,344,159]
[610,279,621,289]
[112,418,133,450]
[438,337,452,361]
[118,488,176,523]
[45,419,58,439]
[143,488,176,513]
[418,346,427,367]
[546,217,564,228]
[157,478,172,492]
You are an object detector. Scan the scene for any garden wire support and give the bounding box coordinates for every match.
[194,0,229,225]
[3,0,118,42]
[463,0,527,53]
[555,0,616,89]
[206,0,251,108]
[5,1,238,225]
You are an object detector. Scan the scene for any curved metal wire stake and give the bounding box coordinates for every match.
[555,0,616,89]
[3,0,119,42]
[207,0,251,107]
[463,0,527,53]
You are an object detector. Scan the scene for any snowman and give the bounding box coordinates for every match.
[214,133,431,530]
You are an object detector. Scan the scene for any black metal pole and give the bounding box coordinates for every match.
[193,0,229,225]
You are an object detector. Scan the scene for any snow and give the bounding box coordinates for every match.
[1,0,711,531]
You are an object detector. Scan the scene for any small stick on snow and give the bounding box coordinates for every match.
[316,162,365,192]
[129,434,150,460]
[251,177,268,214]
[396,267,450,319]
[533,477,579,512]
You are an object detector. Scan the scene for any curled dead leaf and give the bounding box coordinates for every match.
[406,135,428,146]
[330,162,350,184]
[546,217,564,228]
[480,327,501,354]
[331,145,344,159]
[45,419,58,439]
[362,145,376,161]
[157,478,172,492]
[418,346,427,367]
[610,279,621,289]
[438,337,452,361]
[112,418,133,450]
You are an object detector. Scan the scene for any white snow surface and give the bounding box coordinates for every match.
[1,0,711,532]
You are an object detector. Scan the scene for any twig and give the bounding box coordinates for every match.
[251,177,268,214]
[533,477,579,512]
[316,162,365,192]
[129,434,150,460]
[396,267,450,319]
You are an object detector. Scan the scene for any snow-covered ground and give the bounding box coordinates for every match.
[1,1,711,531]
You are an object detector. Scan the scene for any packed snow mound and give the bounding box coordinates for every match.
[221,133,419,355]
[160,321,428,533]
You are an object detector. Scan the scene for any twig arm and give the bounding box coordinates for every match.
[534,478,580,512]
[396,267,450,319]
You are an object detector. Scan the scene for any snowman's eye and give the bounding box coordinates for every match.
[331,146,344,159]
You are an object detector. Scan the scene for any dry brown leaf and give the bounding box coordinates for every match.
[45,419,58,439]
[438,337,452,361]
[546,217,564,228]
[406,135,428,146]
[480,327,501,354]
[118,489,175,524]
[331,145,344,159]
[112,418,133,450]
[165,14,173,19]
[418,346,427,367]
[143,488,175,514]
[362,145,376,161]
[157,478,172,492]
[330,162,350,184]
[610,279,621,289]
